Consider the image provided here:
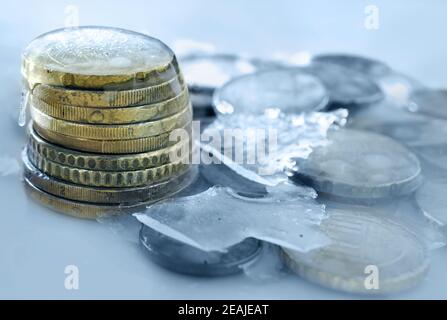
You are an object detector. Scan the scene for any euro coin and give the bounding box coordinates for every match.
[28,147,190,188]
[30,105,192,140]
[31,88,190,124]
[22,26,181,90]
[31,74,185,107]
[213,68,328,116]
[139,222,262,277]
[292,129,422,200]
[302,62,384,109]
[282,205,429,294]
[28,124,189,171]
[23,152,197,204]
[33,122,191,154]
[24,178,164,219]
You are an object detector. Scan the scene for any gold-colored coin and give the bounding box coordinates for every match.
[33,122,191,154]
[28,124,190,171]
[22,26,181,90]
[31,88,190,124]
[23,152,197,204]
[31,105,192,140]
[28,147,190,187]
[24,178,160,219]
[31,74,185,107]
[23,59,180,91]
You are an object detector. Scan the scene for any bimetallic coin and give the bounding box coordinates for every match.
[282,205,429,294]
[28,124,189,171]
[22,26,180,90]
[31,74,185,108]
[31,88,190,124]
[213,68,328,116]
[312,54,391,79]
[33,122,191,154]
[28,147,190,188]
[23,152,197,204]
[409,89,447,120]
[293,129,422,200]
[31,105,192,140]
[139,221,262,277]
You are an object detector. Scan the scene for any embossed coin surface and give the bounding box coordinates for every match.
[23,150,197,204]
[282,205,429,294]
[24,178,163,219]
[31,104,192,140]
[293,129,422,200]
[31,88,189,124]
[28,124,189,171]
[28,147,190,188]
[31,74,185,107]
[33,122,190,154]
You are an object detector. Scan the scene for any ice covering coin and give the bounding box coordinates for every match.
[138,171,263,276]
[22,26,178,88]
[213,68,328,116]
[282,205,429,294]
[293,129,422,200]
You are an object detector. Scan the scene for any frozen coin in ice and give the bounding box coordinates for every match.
[139,224,262,277]
[22,26,179,89]
[135,186,329,253]
[293,129,422,200]
[312,53,418,106]
[282,205,430,294]
[313,53,391,79]
[181,53,280,109]
[303,62,384,109]
[139,168,262,277]
[369,117,447,147]
[409,89,447,120]
[213,68,329,117]
[415,177,447,230]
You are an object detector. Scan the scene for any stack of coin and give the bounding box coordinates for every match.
[21,26,195,219]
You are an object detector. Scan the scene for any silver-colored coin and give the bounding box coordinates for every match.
[282,205,429,294]
[303,62,384,109]
[415,177,447,229]
[213,68,328,116]
[312,53,391,79]
[293,129,422,200]
[140,225,262,277]
[369,117,447,147]
[139,167,262,276]
[409,89,447,120]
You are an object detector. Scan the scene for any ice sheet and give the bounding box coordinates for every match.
[199,109,348,186]
[134,186,330,253]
